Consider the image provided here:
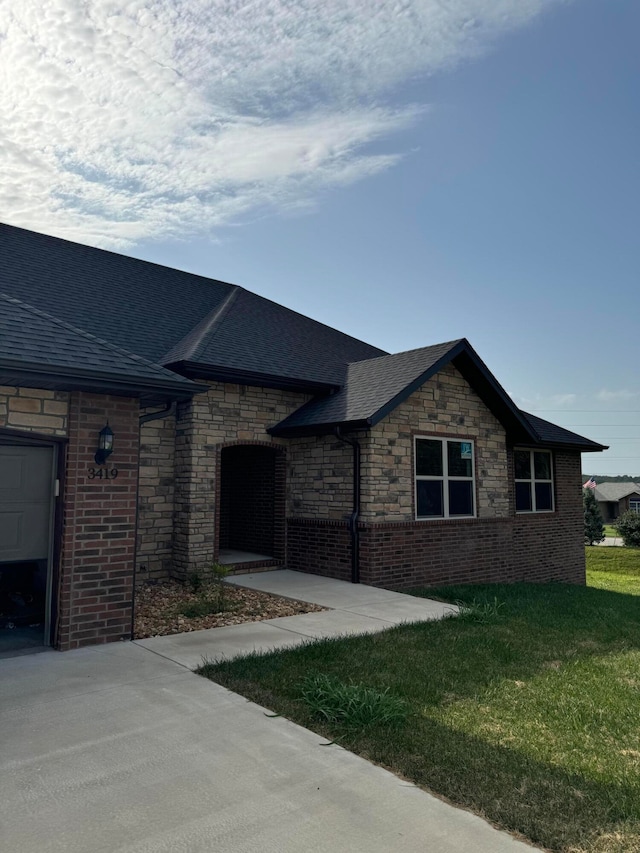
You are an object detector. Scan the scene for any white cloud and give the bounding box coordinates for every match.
[509,391,578,410]
[0,0,564,247]
[596,389,639,402]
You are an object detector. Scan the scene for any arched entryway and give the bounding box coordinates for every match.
[217,443,285,566]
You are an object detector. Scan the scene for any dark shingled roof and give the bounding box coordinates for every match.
[271,341,608,452]
[0,293,198,398]
[164,286,385,386]
[520,412,607,452]
[270,340,464,433]
[0,222,384,388]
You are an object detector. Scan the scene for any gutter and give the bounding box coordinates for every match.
[335,426,361,584]
[130,401,178,640]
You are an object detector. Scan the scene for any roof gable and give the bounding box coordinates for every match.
[594,482,640,502]
[270,339,607,452]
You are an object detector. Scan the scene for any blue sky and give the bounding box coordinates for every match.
[1,0,638,475]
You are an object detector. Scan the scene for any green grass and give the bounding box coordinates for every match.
[587,546,640,595]
[199,569,640,853]
[604,525,619,538]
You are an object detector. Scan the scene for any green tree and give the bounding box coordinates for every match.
[584,489,605,545]
[614,511,640,547]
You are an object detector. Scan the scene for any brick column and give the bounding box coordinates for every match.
[57,392,139,650]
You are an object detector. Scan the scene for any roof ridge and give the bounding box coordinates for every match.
[0,292,183,380]
[162,285,241,363]
[346,338,464,367]
[0,221,240,291]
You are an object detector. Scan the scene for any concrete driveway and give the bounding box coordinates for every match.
[0,579,538,852]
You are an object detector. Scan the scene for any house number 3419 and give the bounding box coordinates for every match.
[88,468,119,480]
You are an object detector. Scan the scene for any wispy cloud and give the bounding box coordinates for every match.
[0,0,562,247]
[509,391,579,410]
[596,389,639,402]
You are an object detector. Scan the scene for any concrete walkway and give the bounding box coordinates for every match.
[135,569,458,668]
[595,536,624,547]
[0,572,539,853]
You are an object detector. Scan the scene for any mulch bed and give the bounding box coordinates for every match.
[134,578,325,639]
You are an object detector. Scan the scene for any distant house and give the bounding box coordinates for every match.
[593,483,640,523]
[0,222,606,652]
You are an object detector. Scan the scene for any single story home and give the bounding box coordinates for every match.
[592,482,640,523]
[0,222,606,652]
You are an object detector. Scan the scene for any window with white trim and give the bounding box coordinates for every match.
[630,499,640,515]
[514,449,554,513]
[415,437,475,519]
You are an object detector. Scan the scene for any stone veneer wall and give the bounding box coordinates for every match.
[361,362,509,521]
[173,382,310,577]
[0,386,69,435]
[286,434,355,519]
[137,410,176,583]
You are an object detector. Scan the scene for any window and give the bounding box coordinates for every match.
[415,437,475,519]
[630,499,640,515]
[514,449,554,513]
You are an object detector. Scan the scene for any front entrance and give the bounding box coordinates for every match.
[0,444,55,656]
[218,444,284,566]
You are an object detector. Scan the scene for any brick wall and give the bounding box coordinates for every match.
[0,386,69,435]
[286,518,352,581]
[137,409,175,583]
[57,392,139,650]
[511,450,585,586]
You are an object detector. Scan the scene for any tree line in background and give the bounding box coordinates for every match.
[581,474,640,484]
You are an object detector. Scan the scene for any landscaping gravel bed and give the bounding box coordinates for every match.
[134,578,324,639]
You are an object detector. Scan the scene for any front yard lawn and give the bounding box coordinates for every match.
[200,566,640,853]
[587,545,640,595]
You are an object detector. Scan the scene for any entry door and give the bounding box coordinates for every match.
[0,446,54,563]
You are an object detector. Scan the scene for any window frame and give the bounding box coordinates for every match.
[513,448,555,514]
[630,499,640,515]
[414,435,476,520]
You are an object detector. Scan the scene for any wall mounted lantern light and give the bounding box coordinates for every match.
[95,422,114,465]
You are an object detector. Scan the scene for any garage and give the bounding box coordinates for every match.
[0,440,58,657]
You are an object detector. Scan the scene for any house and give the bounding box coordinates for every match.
[593,482,640,523]
[0,222,606,652]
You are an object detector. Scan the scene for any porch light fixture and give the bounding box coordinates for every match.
[95,422,114,465]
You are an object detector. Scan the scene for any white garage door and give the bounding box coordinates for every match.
[0,445,54,564]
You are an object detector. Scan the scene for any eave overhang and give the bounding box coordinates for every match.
[167,360,339,395]
[0,361,207,405]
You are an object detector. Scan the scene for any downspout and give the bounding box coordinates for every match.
[130,401,178,639]
[335,426,361,584]
[140,401,177,425]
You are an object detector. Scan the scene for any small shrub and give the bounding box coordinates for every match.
[210,562,230,609]
[615,511,640,547]
[455,596,506,623]
[299,673,408,729]
[179,598,225,619]
[179,563,233,619]
[187,571,203,593]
